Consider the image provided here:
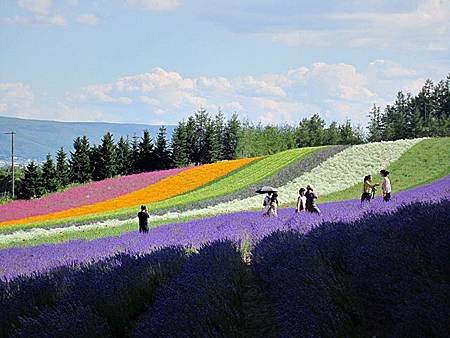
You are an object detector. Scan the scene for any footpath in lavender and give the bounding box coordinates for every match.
[1,175,449,280]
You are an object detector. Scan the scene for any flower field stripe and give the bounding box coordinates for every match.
[0,174,448,281]
[119,138,425,221]
[148,147,317,211]
[320,137,450,203]
[0,146,333,234]
[0,167,188,223]
[0,157,257,227]
[151,145,348,215]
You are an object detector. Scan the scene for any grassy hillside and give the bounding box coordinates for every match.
[320,137,450,203]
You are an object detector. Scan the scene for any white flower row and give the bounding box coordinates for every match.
[0,138,424,245]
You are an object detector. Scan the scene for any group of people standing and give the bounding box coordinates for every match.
[138,169,394,229]
[361,169,392,203]
[263,185,320,217]
[262,168,392,218]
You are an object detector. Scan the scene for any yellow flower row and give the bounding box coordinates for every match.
[0,158,257,227]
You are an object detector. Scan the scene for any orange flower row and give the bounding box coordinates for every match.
[0,158,257,227]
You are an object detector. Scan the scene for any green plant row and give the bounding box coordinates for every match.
[320,137,450,203]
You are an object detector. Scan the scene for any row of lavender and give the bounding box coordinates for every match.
[1,175,449,280]
[1,198,449,337]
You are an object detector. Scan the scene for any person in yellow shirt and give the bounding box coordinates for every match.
[361,175,378,203]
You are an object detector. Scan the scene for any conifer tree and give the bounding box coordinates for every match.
[338,120,356,145]
[19,161,43,199]
[367,104,384,142]
[223,113,241,160]
[209,111,225,162]
[324,121,341,145]
[70,136,92,183]
[96,132,117,180]
[130,135,140,173]
[171,121,190,167]
[42,153,58,193]
[138,130,156,172]
[154,126,172,169]
[55,147,70,188]
[116,136,131,175]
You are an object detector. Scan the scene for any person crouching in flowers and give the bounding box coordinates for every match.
[361,175,378,203]
[266,192,279,217]
[296,188,307,213]
[380,169,392,202]
[138,205,149,233]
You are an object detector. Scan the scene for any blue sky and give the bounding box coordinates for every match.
[0,0,449,125]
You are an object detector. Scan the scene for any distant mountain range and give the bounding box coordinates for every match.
[0,116,174,165]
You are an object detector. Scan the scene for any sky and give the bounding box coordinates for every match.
[0,0,449,126]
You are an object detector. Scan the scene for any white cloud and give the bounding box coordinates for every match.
[81,84,132,105]
[126,0,181,11]
[53,59,436,125]
[76,13,99,26]
[17,0,52,15]
[0,83,36,118]
[271,30,330,47]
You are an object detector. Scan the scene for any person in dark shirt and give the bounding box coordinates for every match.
[305,185,321,214]
[138,205,149,233]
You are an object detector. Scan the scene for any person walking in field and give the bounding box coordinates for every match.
[380,169,392,202]
[138,205,150,233]
[296,188,307,213]
[361,175,378,203]
[305,185,321,214]
[266,192,279,217]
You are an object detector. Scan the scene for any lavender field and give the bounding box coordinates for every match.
[0,176,449,336]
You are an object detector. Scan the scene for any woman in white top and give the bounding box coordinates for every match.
[296,188,307,212]
[380,169,392,202]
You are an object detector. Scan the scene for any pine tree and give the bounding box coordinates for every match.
[339,120,356,145]
[116,136,131,175]
[70,136,92,183]
[154,126,172,169]
[185,116,196,164]
[324,121,341,145]
[171,122,190,167]
[192,109,211,164]
[55,147,70,188]
[138,130,156,172]
[90,144,102,181]
[223,113,241,160]
[42,153,58,193]
[130,135,140,173]
[209,111,225,162]
[96,132,117,180]
[19,161,43,199]
[367,104,384,142]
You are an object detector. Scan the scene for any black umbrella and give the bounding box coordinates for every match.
[256,186,278,194]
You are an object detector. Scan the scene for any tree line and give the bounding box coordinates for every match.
[367,75,450,141]
[13,73,450,199]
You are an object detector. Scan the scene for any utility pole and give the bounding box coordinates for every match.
[3,131,16,198]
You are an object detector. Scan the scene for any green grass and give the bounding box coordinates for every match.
[320,137,450,203]
[0,147,319,233]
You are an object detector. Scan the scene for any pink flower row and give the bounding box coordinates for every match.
[0,167,187,222]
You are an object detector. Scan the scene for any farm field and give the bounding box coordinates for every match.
[0,138,449,337]
[0,138,441,248]
[1,175,449,337]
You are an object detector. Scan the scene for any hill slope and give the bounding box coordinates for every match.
[0,116,174,163]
